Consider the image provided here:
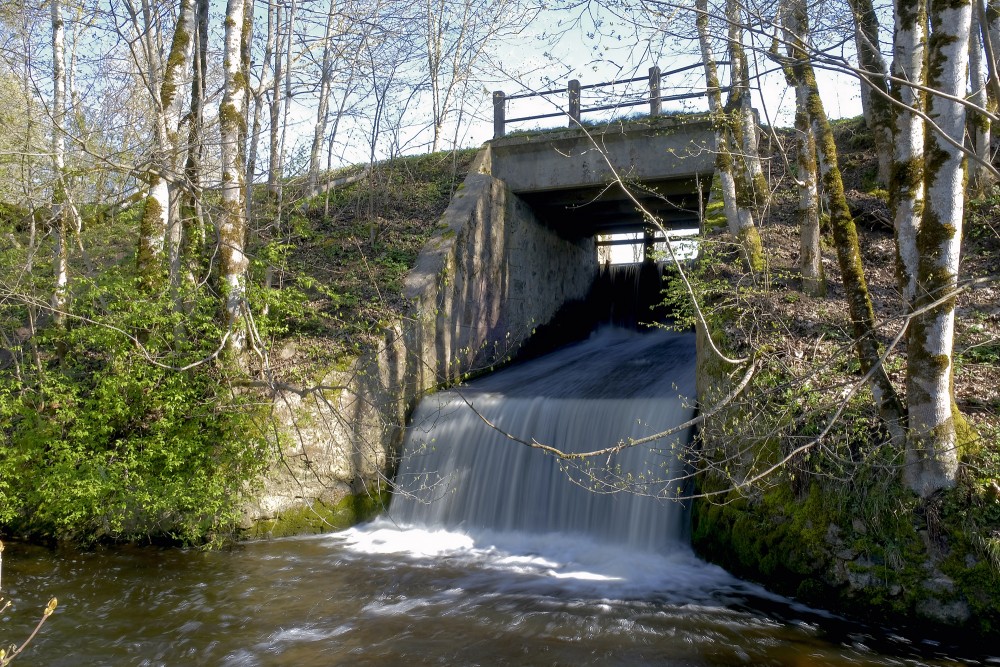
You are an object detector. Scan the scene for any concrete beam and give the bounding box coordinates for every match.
[488,115,716,194]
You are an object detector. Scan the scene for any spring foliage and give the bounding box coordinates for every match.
[0,259,270,545]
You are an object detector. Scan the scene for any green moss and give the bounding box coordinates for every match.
[160,1,192,110]
[249,482,391,539]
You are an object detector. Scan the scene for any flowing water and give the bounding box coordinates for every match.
[2,328,992,665]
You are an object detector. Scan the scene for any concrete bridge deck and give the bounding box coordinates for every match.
[486,114,717,237]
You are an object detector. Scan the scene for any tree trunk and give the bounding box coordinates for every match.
[267,1,285,199]
[847,0,894,185]
[986,0,1000,111]
[725,0,768,209]
[969,23,993,197]
[774,1,825,296]
[181,0,210,281]
[308,0,338,192]
[787,0,906,440]
[247,0,278,210]
[697,0,764,272]
[50,0,69,326]
[890,0,926,310]
[161,0,195,288]
[790,60,825,295]
[904,0,973,497]
[218,0,253,354]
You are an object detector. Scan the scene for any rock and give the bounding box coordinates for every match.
[852,518,867,535]
[916,597,970,625]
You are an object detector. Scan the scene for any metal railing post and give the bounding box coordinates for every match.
[493,90,506,138]
[649,65,661,116]
[568,79,581,127]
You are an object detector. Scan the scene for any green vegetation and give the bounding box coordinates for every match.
[0,149,476,546]
[684,119,1000,636]
[0,267,270,545]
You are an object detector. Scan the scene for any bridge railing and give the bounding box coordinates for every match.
[492,63,725,139]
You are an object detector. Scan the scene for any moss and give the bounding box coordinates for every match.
[248,482,391,539]
[160,0,192,110]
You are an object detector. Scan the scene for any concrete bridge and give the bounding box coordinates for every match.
[487,114,716,240]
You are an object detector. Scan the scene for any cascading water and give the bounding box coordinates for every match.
[389,326,697,554]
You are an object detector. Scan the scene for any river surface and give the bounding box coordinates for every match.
[3,327,995,665]
[2,527,992,666]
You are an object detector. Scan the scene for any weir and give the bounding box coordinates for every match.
[390,265,697,553]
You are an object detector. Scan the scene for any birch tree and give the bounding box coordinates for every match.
[902,0,973,497]
[774,1,824,295]
[50,0,69,326]
[968,22,992,197]
[181,0,210,277]
[782,0,907,440]
[724,0,768,209]
[847,0,893,185]
[218,0,253,354]
[890,0,925,310]
[697,0,765,271]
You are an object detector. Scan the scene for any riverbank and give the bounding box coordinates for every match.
[686,118,1000,637]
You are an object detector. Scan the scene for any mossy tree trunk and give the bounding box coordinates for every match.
[161,0,194,289]
[792,68,824,298]
[902,0,972,497]
[890,0,926,310]
[181,0,210,283]
[986,1,1000,111]
[218,0,253,354]
[847,0,894,186]
[132,0,194,290]
[697,0,765,272]
[774,3,825,296]
[968,22,993,198]
[787,0,907,440]
[724,0,769,209]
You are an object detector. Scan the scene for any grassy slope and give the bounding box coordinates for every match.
[247,149,478,382]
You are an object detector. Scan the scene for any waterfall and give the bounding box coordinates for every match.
[390,326,697,554]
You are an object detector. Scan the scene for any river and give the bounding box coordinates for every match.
[2,328,993,665]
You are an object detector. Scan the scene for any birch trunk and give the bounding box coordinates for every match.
[986,0,1000,110]
[218,0,253,353]
[903,0,973,497]
[969,24,993,197]
[891,0,926,310]
[725,0,768,209]
[50,0,69,325]
[779,7,825,296]
[697,0,764,271]
[182,0,210,278]
[161,0,195,288]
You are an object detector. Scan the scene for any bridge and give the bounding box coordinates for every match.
[487,114,716,242]
[404,108,718,380]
